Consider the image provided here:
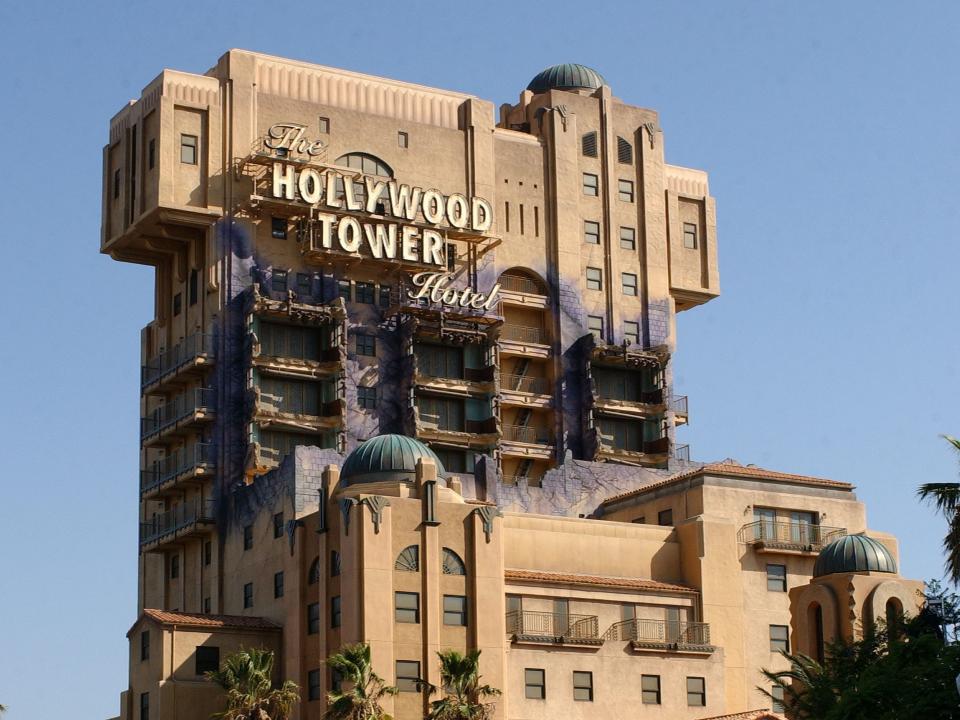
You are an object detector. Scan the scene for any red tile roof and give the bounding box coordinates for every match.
[505,569,694,593]
[130,609,282,635]
[696,710,785,720]
[601,460,853,507]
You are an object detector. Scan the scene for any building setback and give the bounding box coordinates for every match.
[102,50,919,720]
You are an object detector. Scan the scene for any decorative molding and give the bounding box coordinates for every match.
[286,518,305,555]
[361,496,391,534]
[473,506,502,542]
[642,122,660,149]
[339,498,357,535]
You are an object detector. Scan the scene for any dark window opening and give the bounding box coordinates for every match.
[195,646,220,675]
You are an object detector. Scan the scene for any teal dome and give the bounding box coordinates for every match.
[813,534,897,578]
[527,64,606,94]
[340,434,446,485]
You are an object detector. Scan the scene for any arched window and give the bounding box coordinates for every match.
[330,550,341,577]
[442,548,466,576]
[617,136,633,164]
[886,597,903,637]
[308,556,320,585]
[395,545,419,572]
[334,152,393,178]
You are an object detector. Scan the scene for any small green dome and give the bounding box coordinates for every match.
[813,534,897,578]
[527,64,607,94]
[340,434,446,485]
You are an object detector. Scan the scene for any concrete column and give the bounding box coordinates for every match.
[418,460,442,716]
[470,510,506,719]
[360,495,395,718]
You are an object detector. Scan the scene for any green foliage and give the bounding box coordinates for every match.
[425,649,500,720]
[205,647,299,720]
[918,435,960,584]
[761,614,960,719]
[323,643,398,720]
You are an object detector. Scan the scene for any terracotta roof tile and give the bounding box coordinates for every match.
[504,569,694,593]
[600,460,853,507]
[695,710,785,720]
[131,609,282,635]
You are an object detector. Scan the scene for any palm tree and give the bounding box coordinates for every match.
[323,643,398,720]
[206,647,299,720]
[426,649,500,720]
[918,435,960,584]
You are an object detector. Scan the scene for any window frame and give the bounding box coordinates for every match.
[180,134,198,165]
[770,624,790,653]
[318,117,330,134]
[767,564,787,592]
[658,508,673,526]
[583,220,601,245]
[641,674,661,704]
[621,272,638,296]
[273,571,284,599]
[617,179,634,202]
[686,676,706,707]
[396,660,421,693]
[582,173,599,196]
[572,670,593,702]
[398,130,409,148]
[585,267,602,291]
[358,385,377,409]
[524,668,546,700]
[356,333,377,357]
[308,668,322,701]
[242,525,253,551]
[140,630,150,661]
[195,646,220,676]
[395,591,420,623]
[619,226,636,250]
[331,596,342,628]
[271,217,287,240]
[683,222,699,249]
[355,281,376,304]
[273,512,284,539]
[443,594,468,626]
[242,582,253,609]
[587,315,604,340]
[307,602,320,634]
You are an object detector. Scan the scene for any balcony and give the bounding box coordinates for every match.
[141,333,215,393]
[605,619,714,654]
[141,443,215,499]
[139,499,215,550]
[499,325,550,358]
[416,412,498,449]
[414,365,496,394]
[502,474,544,488]
[670,394,689,426]
[672,443,691,462]
[141,388,216,445]
[506,611,603,647]
[499,373,552,409]
[498,274,549,309]
[738,521,847,554]
[501,424,555,460]
[595,432,670,466]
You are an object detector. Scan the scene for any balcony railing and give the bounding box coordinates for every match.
[605,618,713,648]
[502,475,544,488]
[141,333,214,390]
[738,521,847,550]
[141,443,215,495]
[500,373,550,395]
[672,444,690,461]
[141,388,216,440]
[139,499,215,546]
[501,324,546,344]
[669,395,688,414]
[506,611,601,644]
[500,274,546,296]
[502,424,553,444]
[418,365,496,383]
[595,384,664,406]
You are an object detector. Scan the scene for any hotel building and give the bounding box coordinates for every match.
[102,50,920,720]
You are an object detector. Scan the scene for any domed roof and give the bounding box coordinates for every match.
[813,534,897,578]
[527,64,607,94]
[340,434,446,485]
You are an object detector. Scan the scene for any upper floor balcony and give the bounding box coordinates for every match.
[498,273,550,310]
[139,499,215,551]
[605,618,714,654]
[414,364,497,394]
[506,610,603,647]
[501,424,555,460]
[141,388,215,446]
[141,332,215,394]
[499,373,552,408]
[670,394,689,426]
[738,520,847,554]
[499,324,551,359]
[140,443,215,500]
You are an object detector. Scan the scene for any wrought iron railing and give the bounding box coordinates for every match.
[417,365,496,383]
[738,521,846,549]
[139,499,215,546]
[506,611,600,641]
[594,381,664,406]
[141,333,214,389]
[141,388,216,440]
[500,373,550,395]
[502,424,553,444]
[499,274,546,296]
[141,443,215,493]
[670,395,689,414]
[672,444,690,461]
[605,618,712,646]
[501,324,545,344]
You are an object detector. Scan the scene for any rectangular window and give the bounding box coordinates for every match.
[398,131,409,148]
[587,315,604,340]
[771,685,785,713]
[271,217,287,240]
[273,512,284,539]
[296,273,312,296]
[356,281,376,304]
[621,603,637,621]
[308,668,321,701]
[524,668,546,699]
[683,222,698,249]
[173,293,182,317]
[356,334,376,357]
[767,564,787,592]
[203,597,211,614]
[583,220,600,245]
[573,671,593,701]
[140,630,150,661]
[189,268,199,306]
[396,660,421,693]
[330,668,344,693]
[140,692,149,720]
[113,168,121,199]
[770,625,790,652]
[358,386,377,409]
[446,243,457,271]
[641,675,661,704]
[617,179,634,202]
[624,321,640,346]
[506,594,522,616]
[195,646,220,675]
[619,226,636,250]
[582,173,599,196]
[170,554,179,579]
[307,602,320,634]
[148,139,156,170]
[331,596,341,628]
[273,571,284,599]
[331,550,341,577]
[658,509,673,526]
[621,273,638,296]
[243,582,253,609]
[687,677,706,706]
[243,525,253,550]
[318,116,330,134]
[203,540,211,566]
[586,267,602,291]
[443,595,468,626]
[379,285,392,308]
[338,279,351,302]
[395,591,420,623]
[180,134,198,165]
[272,270,288,293]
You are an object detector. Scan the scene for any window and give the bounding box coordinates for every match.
[189,268,199,306]
[356,334,376,357]
[273,512,284,539]
[274,571,284,599]
[395,592,420,623]
[203,540,211,566]
[583,220,600,245]
[587,315,604,340]
[139,692,149,720]
[687,677,706,706]
[113,168,121,199]
[658,508,673,526]
[358,386,377,409]
[524,668,545,699]
[394,545,420,572]
[296,273,312,296]
[617,179,634,202]
[148,139,156,170]
[443,595,467,626]
[243,525,253,550]
[582,131,598,157]
[318,117,330,134]
[271,217,287,240]
[195,646,220,675]
[396,660,421,693]
[259,322,325,362]
[307,602,320,634]
[683,222,698,249]
[243,582,253,609]
[308,557,320,584]
[506,594,522,616]
[172,293,182,317]
[379,285,392,308]
[641,675,661,704]
[621,273,638,296]
[442,548,466,575]
[770,624,790,653]
[331,596,341,628]
[272,270,288,293]
[355,281,376,304]
[624,321,640,346]
[331,550,341,576]
[203,597,211,614]
[573,671,593,701]
[619,226,636,250]
[308,669,321,701]
[582,173,599,196]
[771,685,785,713]
[330,668,344,694]
[415,344,464,379]
[767,564,787,592]
[170,554,179,579]
[617,136,633,164]
[335,152,393,178]
[180,134,198,165]
[586,267,602,291]
[140,630,150,661]
[337,279,351,301]
[446,243,457,271]
[621,603,637,621]
[398,131,409,148]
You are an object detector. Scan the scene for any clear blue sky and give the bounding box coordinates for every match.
[0,1,957,717]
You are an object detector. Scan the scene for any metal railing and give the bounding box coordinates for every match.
[502,424,553,444]
[141,333,214,389]
[669,395,689,414]
[506,611,600,641]
[500,373,550,395]
[141,388,216,440]
[417,365,496,383]
[671,444,690,462]
[605,618,712,646]
[499,274,546,296]
[139,499,215,546]
[502,475,544,488]
[593,383,664,405]
[501,324,546,344]
[738,521,846,549]
[141,443,215,494]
